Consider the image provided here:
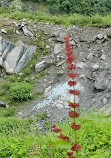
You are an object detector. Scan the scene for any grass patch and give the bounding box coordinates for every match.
[0,111,111,157]
[0,107,16,117]
[1,8,111,26]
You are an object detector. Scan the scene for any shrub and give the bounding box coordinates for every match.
[9,82,33,101]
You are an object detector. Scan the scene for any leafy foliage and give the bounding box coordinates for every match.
[21,0,111,15]
[0,111,111,157]
[9,82,33,100]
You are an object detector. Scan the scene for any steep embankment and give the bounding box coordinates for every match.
[0,18,111,121]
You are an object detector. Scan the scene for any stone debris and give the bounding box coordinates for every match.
[35,58,53,73]
[1,29,7,34]
[0,101,8,108]
[91,63,99,71]
[0,19,111,118]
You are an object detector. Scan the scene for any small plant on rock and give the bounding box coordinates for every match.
[51,35,82,158]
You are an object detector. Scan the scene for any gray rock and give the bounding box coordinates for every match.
[0,101,8,108]
[31,76,35,80]
[100,102,111,116]
[76,62,87,69]
[96,39,103,44]
[22,26,29,35]
[35,59,53,73]
[87,53,93,61]
[25,77,28,81]
[0,57,3,66]
[0,36,36,73]
[44,86,52,97]
[70,41,75,46]
[96,34,104,39]
[54,44,63,55]
[94,78,107,90]
[15,30,20,35]
[1,29,7,34]
[46,45,50,49]
[19,72,23,76]
[107,82,111,91]
[107,28,111,38]
[57,33,67,42]
[3,61,14,74]
[91,63,99,71]
[102,98,108,105]
[28,31,34,37]
[101,54,107,60]
[18,112,23,116]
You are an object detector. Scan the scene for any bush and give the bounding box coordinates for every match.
[9,82,33,101]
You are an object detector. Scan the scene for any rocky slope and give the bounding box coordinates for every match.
[0,18,111,120]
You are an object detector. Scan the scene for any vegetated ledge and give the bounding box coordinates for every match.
[1,9,111,26]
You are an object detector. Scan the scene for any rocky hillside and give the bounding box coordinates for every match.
[0,18,111,120]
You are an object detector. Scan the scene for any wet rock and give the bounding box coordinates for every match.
[0,101,8,108]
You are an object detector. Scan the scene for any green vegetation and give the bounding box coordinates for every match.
[0,107,16,117]
[9,82,33,101]
[1,8,111,26]
[0,26,49,106]
[21,0,111,16]
[0,111,111,157]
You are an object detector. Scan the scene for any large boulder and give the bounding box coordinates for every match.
[0,36,36,74]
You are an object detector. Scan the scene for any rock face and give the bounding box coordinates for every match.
[32,23,111,112]
[0,36,36,74]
